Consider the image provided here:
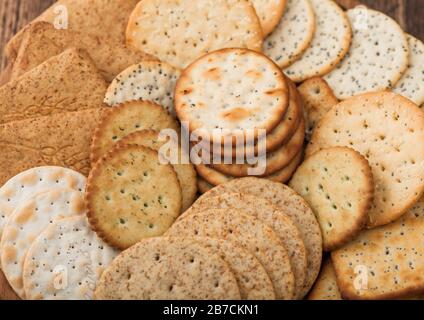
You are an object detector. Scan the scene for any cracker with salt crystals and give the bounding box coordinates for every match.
[22,216,118,300]
[181,193,307,299]
[0,189,85,298]
[0,167,86,242]
[264,0,316,69]
[90,101,179,165]
[166,209,295,300]
[199,178,322,299]
[104,61,180,116]
[325,8,409,100]
[306,92,424,228]
[251,0,287,36]
[290,147,374,251]
[126,0,263,69]
[284,0,351,83]
[94,237,240,300]
[87,145,182,250]
[308,259,342,300]
[175,48,289,144]
[393,35,424,106]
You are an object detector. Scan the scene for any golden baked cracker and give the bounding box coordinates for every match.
[86,145,182,249]
[308,259,342,300]
[0,48,107,125]
[115,130,197,212]
[197,178,213,194]
[94,237,241,300]
[6,0,140,61]
[199,178,322,299]
[90,100,180,165]
[290,147,374,251]
[126,0,263,69]
[298,77,339,140]
[307,92,424,228]
[11,22,156,82]
[181,193,307,299]
[0,108,105,186]
[166,209,295,300]
[0,64,12,87]
[252,0,287,36]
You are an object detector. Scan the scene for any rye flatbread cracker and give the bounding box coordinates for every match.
[0,48,107,125]
[325,8,409,100]
[94,237,240,300]
[251,0,287,36]
[22,216,118,300]
[393,35,424,106]
[90,101,180,165]
[0,167,86,243]
[6,0,140,60]
[331,213,424,300]
[199,178,322,298]
[307,92,424,228]
[284,0,351,83]
[115,130,197,212]
[104,61,180,116]
[126,0,263,69]
[264,0,316,69]
[290,147,374,251]
[181,193,307,299]
[0,108,105,186]
[298,77,339,140]
[11,22,156,82]
[308,259,342,300]
[175,48,289,143]
[87,145,182,249]
[166,209,295,300]
[0,189,85,298]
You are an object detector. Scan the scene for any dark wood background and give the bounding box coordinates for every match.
[1,0,424,72]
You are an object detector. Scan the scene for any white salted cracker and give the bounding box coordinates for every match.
[251,0,287,36]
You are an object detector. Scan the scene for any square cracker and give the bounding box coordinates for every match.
[11,22,156,82]
[0,48,107,125]
[0,108,106,185]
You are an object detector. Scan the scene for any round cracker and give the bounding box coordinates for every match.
[393,35,424,106]
[115,130,197,212]
[197,178,213,194]
[252,0,287,36]
[1,188,86,298]
[199,177,322,298]
[284,0,352,83]
[290,147,374,251]
[23,216,118,300]
[175,48,290,144]
[104,61,181,117]
[182,237,275,300]
[86,145,182,249]
[95,237,241,300]
[181,193,307,299]
[264,0,316,69]
[90,100,180,165]
[324,8,409,100]
[126,0,263,69]
[0,166,86,242]
[166,209,295,300]
[306,91,424,228]
[308,259,342,300]
[210,119,305,177]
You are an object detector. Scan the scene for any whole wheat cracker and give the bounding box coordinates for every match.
[284,0,352,83]
[251,0,287,36]
[86,145,182,250]
[290,147,374,251]
[199,178,322,299]
[104,61,180,116]
[22,216,118,300]
[197,178,213,194]
[306,92,424,228]
[126,0,263,69]
[308,259,342,300]
[0,189,85,298]
[166,209,295,300]
[94,237,240,300]
[264,0,316,69]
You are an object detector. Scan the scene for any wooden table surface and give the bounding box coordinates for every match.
[0,0,423,300]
